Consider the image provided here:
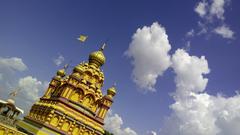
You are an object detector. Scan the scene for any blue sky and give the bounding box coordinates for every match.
[0,0,240,135]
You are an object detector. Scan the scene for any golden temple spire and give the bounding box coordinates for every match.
[88,43,106,68]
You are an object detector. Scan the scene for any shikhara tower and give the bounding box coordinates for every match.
[17,45,116,135]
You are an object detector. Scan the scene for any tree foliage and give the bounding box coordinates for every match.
[104,130,114,135]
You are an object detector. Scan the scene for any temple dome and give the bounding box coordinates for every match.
[57,69,66,77]
[88,44,106,67]
[107,86,116,98]
[7,99,15,105]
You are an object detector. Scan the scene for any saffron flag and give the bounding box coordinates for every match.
[77,35,88,42]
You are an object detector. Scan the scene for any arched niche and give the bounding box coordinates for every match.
[92,75,100,84]
[53,84,66,97]
[70,89,84,102]
[84,71,92,80]
[93,75,99,80]
[82,94,95,108]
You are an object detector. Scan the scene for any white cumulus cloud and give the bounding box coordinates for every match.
[125,22,171,91]
[16,76,48,113]
[159,49,240,135]
[0,56,47,114]
[0,57,27,72]
[160,49,215,135]
[127,22,240,135]
[104,111,137,135]
[18,76,47,101]
[214,25,234,39]
[171,49,210,97]
[0,57,27,93]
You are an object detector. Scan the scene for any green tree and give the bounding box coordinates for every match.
[104,130,114,135]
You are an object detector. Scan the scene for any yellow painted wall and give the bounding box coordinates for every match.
[0,122,26,135]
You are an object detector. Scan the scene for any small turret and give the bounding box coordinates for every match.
[96,85,116,120]
[43,65,67,98]
[107,86,116,98]
[56,69,66,78]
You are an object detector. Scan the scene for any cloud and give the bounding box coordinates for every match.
[104,111,138,135]
[146,131,157,135]
[192,0,234,40]
[160,49,215,135]
[0,57,27,72]
[16,76,48,112]
[195,0,208,17]
[53,54,64,66]
[171,49,210,96]
[159,49,240,135]
[125,22,171,91]
[18,76,47,101]
[126,22,240,134]
[186,29,195,37]
[210,0,226,20]
[183,41,191,52]
[195,0,229,21]
[213,94,240,135]
[0,57,27,92]
[197,21,208,35]
[0,56,47,114]
[214,25,234,39]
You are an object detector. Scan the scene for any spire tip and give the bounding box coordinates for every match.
[100,43,106,51]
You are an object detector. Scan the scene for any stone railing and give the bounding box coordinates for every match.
[0,115,16,127]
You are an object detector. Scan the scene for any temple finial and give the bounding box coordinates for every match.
[100,43,106,51]
[63,63,69,70]
[63,60,72,70]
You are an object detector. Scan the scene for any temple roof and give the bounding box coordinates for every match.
[0,99,24,114]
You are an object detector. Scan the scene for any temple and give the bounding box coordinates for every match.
[0,91,26,135]
[17,45,116,135]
